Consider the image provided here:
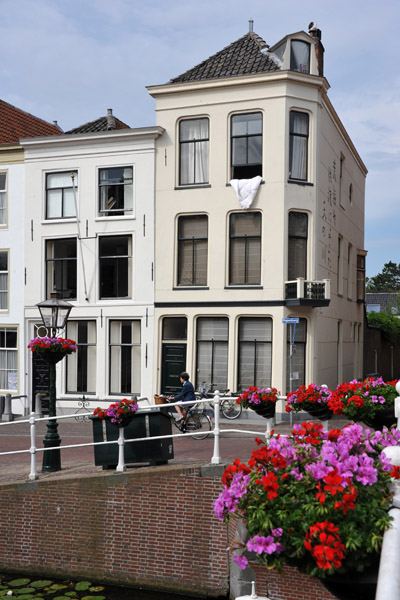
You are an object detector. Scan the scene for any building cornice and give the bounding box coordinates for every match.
[0,143,24,164]
[20,126,165,150]
[147,70,330,97]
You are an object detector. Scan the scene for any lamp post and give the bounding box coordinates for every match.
[36,290,73,472]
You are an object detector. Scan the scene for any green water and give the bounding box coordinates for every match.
[0,574,217,600]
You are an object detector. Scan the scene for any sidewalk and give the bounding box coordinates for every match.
[0,412,351,486]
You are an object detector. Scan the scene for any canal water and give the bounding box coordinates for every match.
[0,572,226,600]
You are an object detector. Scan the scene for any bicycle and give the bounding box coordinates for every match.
[196,383,242,420]
[157,395,212,440]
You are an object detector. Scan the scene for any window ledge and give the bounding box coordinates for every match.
[174,184,211,190]
[287,179,313,187]
[42,218,77,224]
[225,286,263,290]
[173,286,209,290]
[95,215,135,221]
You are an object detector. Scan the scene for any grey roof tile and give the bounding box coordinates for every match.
[169,32,280,84]
[66,112,130,134]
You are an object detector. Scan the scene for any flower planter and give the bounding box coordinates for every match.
[108,414,135,428]
[363,406,396,431]
[36,351,69,365]
[320,553,379,600]
[305,404,333,420]
[91,409,174,468]
[249,402,276,419]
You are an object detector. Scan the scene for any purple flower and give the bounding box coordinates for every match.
[247,535,279,555]
[233,554,248,569]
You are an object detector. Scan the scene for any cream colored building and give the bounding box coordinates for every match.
[148,24,367,403]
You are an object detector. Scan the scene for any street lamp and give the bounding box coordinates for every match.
[36,290,73,472]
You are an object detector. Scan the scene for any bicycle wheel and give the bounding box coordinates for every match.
[185,412,211,439]
[221,398,242,420]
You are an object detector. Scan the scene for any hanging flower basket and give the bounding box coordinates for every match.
[286,383,333,420]
[328,377,397,429]
[237,386,280,419]
[93,398,139,427]
[214,422,400,580]
[28,337,77,364]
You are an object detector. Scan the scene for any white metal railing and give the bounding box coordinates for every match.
[0,393,279,480]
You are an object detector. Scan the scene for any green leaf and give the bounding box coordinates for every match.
[89,587,105,592]
[8,580,31,588]
[30,581,53,589]
[81,596,105,600]
[74,582,91,592]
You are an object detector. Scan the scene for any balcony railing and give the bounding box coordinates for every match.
[284,278,330,306]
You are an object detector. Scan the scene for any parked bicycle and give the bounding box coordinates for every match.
[196,383,242,420]
[156,395,212,440]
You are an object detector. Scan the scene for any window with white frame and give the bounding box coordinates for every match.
[231,112,262,179]
[66,321,96,394]
[99,235,132,299]
[46,172,77,219]
[290,40,310,73]
[196,317,228,390]
[0,327,17,391]
[289,111,309,181]
[238,317,272,391]
[288,212,308,280]
[229,212,261,285]
[177,215,208,286]
[179,118,209,185]
[109,320,141,395]
[0,251,8,310]
[46,238,77,300]
[0,172,6,225]
[99,167,133,216]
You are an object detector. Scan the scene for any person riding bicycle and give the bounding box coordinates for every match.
[168,372,196,422]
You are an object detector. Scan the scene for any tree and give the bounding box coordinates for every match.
[366,261,400,292]
[367,311,400,342]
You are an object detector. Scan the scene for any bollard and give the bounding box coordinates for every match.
[34,393,44,418]
[116,427,126,472]
[0,395,4,418]
[2,394,13,422]
[211,391,221,464]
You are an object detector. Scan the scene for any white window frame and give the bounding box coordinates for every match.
[0,171,7,227]
[45,171,77,220]
[98,166,134,218]
[0,326,18,392]
[0,249,9,312]
[66,320,97,394]
[178,117,210,186]
[109,320,141,395]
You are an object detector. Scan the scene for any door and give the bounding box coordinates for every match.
[161,344,186,395]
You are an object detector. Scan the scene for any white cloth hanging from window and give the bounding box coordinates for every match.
[229,175,262,209]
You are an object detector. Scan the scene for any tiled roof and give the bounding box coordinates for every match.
[169,31,280,84]
[66,110,130,134]
[366,293,399,311]
[0,100,62,144]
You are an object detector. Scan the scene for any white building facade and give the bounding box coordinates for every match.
[148,26,367,403]
[22,123,163,413]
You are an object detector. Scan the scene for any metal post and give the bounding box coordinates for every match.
[3,393,13,422]
[265,417,274,440]
[211,391,221,465]
[116,427,126,472]
[29,412,38,481]
[42,362,61,472]
[0,395,4,419]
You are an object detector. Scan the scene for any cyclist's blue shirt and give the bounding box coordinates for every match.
[174,381,196,403]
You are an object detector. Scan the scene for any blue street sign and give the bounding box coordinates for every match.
[282,318,300,324]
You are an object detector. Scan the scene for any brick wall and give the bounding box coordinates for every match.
[0,463,339,598]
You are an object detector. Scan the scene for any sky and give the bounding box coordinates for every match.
[1,0,399,277]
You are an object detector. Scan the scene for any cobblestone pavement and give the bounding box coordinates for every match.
[0,414,351,486]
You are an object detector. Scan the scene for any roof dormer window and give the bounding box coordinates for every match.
[290,40,310,74]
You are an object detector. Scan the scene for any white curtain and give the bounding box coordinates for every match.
[180,119,209,185]
[290,113,308,180]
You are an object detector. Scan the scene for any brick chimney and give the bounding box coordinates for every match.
[308,22,324,77]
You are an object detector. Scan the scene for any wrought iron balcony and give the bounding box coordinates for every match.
[284,278,330,306]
